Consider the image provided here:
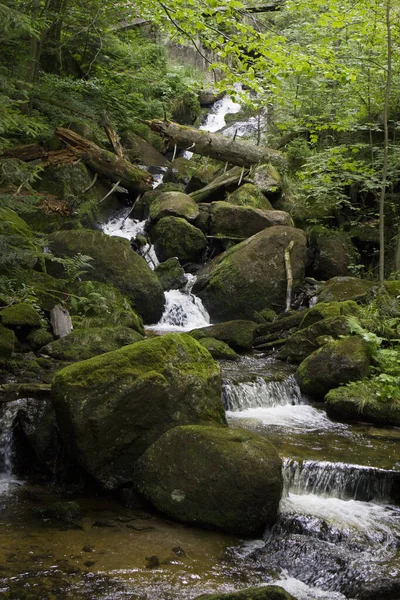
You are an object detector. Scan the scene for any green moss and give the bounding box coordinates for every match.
[318,277,374,303]
[227,184,273,210]
[0,324,17,358]
[151,216,207,263]
[26,328,54,350]
[299,301,359,330]
[155,257,186,291]
[134,425,283,535]
[189,320,257,351]
[1,303,42,328]
[149,191,199,223]
[0,207,40,275]
[195,586,296,600]
[296,335,371,397]
[42,326,143,361]
[198,337,238,360]
[51,333,225,488]
[164,157,198,185]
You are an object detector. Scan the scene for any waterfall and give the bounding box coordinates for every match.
[101,215,158,269]
[0,400,24,494]
[283,458,398,503]
[147,274,210,332]
[222,376,303,411]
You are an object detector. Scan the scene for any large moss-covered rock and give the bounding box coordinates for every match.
[325,381,400,426]
[296,335,371,397]
[48,229,164,323]
[189,320,257,351]
[194,226,307,321]
[0,324,17,358]
[210,202,292,240]
[155,257,187,290]
[1,303,42,329]
[277,316,356,364]
[51,334,225,488]
[318,277,374,303]
[227,184,273,210]
[195,586,296,600]
[164,157,198,186]
[42,326,143,361]
[150,217,208,263]
[308,228,357,279]
[0,208,39,274]
[298,301,359,330]
[131,182,184,221]
[134,425,283,535]
[251,163,281,195]
[197,337,238,360]
[149,191,199,223]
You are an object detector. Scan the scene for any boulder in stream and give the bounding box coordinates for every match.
[150,216,208,263]
[194,226,307,321]
[209,202,292,240]
[189,320,257,351]
[51,334,225,489]
[296,335,371,397]
[227,183,273,210]
[149,191,199,223]
[47,229,165,324]
[134,425,283,535]
[155,257,187,290]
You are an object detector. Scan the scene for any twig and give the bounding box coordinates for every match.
[99,179,121,203]
[284,240,295,312]
[82,172,98,194]
[172,143,177,162]
[238,166,245,186]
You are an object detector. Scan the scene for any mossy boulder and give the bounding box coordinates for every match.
[190,320,257,351]
[194,226,307,321]
[195,586,296,600]
[150,217,208,263]
[197,337,238,360]
[164,157,198,186]
[134,425,283,535]
[296,335,371,397]
[131,182,184,221]
[51,334,225,488]
[227,184,273,210]
[26,328,54,350]
[0,208,39,274]
[308,227,357,279]
[120,130,169,167]
[48,229,164,324]
[318,277,374,303]
[1,303,42,330]
[0,324,17,358]
[299,301,359,330]
[155,257,187,291]
[42,326,143,361]
[149,191,199,223]
[277,316,357,364]
[30,272,68,312]
[325,381,400,427]
[186,163,222,193]
[251,163,281,195]
[210,202,292,240]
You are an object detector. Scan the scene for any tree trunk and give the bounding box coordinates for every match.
[56,127,153,193]
[146,120,286,168]
[189,167,249,203]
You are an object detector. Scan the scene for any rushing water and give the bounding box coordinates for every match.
[0,401,25,495]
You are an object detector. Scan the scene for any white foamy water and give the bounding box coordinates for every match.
[0,400,26,495]
[101,217,158,268]
[281,492,400,541]
[227,404,344,432]
[223,376,303,411]
[274,576,347,600]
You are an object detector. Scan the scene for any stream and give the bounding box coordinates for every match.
[1,94,400,600]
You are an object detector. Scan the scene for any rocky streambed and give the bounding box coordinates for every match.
[1,93,400,600]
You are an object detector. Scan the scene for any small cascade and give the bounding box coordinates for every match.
[148,274,210,332]
[101,215,158,269]
[284,458,398,503]
[0,400,24,493]
[222,376,303,412]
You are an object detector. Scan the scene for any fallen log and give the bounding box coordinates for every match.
[190,166,250,203]
[2,143,46,162]
[0,383,51,403]
[146,120,286,169]
[56,127,153,193]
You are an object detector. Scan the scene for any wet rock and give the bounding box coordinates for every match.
[318,276,374,303]
[325,380,400,427]
[195,586,296,600]
[296,335,371,397]
[134,425,283,535]
[145,555,160,568]
[41,326,143,361]
[197,337,238,360]
[227,183,273,210]
[172,546,186,557]
[189,320,257,351]
[155,257,187,291]
[52,334,225,489]
[131,182,185,221]
[50,304,72,338]
[150,216,208,263]
[210,202,292,240]
[194,226,307,321]
[149,191,199,223]
[40,501,81,524]
[48,229,165,323]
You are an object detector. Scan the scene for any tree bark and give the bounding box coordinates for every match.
[189,167,249,203]
[56,127,153,193]
[146,120,286,168]
[0,383,51,403]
